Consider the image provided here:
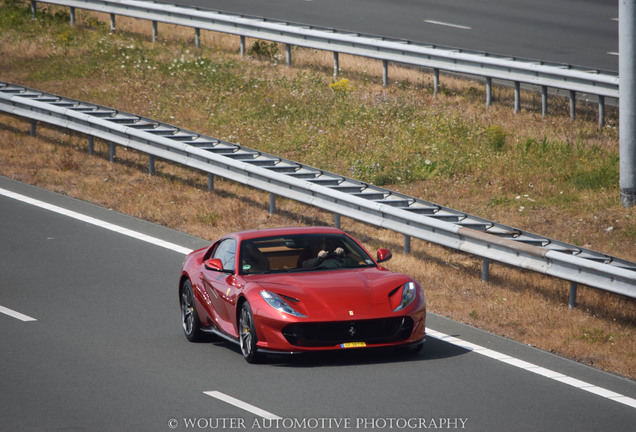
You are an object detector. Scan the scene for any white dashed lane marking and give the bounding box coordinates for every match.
[204,391,282,419]
[424,19,472,30]
[0,305,37,322]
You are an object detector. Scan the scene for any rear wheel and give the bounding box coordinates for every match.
[239,302,261,363]
[180,280,204,342]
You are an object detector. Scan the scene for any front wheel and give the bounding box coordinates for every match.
[395,342,424,355]
[239,302,262,363]
[180,280,204,342]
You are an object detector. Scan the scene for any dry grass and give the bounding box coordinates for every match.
[0,2,634,379]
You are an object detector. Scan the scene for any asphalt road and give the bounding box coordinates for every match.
[171,0,619,72]
[1,176,635,431]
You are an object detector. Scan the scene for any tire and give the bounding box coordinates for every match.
[239,302,262,363]
[180,280,204,342]
[396,342,424,355]
[408,343,424,354]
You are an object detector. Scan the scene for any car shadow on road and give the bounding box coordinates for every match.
[260,336,470,368]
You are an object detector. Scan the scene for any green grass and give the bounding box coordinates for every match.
[0,1,624,207]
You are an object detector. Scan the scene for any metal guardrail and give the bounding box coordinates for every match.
[30,0,619,125]
[1,81,634,304]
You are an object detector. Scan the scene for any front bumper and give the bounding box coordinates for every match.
[251,299,426,353]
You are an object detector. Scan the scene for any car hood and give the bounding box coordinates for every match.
[247,268,411,320]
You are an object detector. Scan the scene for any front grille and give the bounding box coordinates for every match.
[282,316,414,347]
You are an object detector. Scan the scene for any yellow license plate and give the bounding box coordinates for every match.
[340,342,367,348]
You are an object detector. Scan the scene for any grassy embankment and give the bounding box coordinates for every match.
[0,1,634,378]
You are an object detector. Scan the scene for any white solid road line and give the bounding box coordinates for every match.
[0,187,193,256]
[2,185,635,411]
[424,19,472,30]
[204,391,282,420]
[427,329,636,409]
[0,305,37,322]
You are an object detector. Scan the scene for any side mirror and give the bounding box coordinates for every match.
[204,258,225,271]
[376,248,392,263]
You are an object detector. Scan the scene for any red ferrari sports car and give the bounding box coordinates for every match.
[178,227,426,362]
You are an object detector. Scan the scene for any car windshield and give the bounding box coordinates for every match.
[238,233,376,275]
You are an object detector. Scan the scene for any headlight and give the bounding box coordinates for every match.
[393,281,419,312]
[260,291,306,317]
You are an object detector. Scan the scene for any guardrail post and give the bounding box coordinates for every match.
[619,0,636,208]
[285,44,292,67]
[333,52,339,79]
[569,91,576,121]
[334,213,340,229]
[485,77,492,107]
[269,193,276,215]
[109,142,116,162]
[240,36,245,58]
[110,13,115,31]
[598,95,605,128]
[70,7,75,26]
[208,173,214,191]
[404,235,411,255]
[568,282,578,309]
[152,21,158,43]
[194,28,200,49]
[30,1,36,19]
[382,60,388,87]
[618,0,636,208]
[29,121,36,137]
[433,68,439,96]
[541,86,548,117]
[148,155,155,175]
[482,258,490,282]
[514,82,520,114]
[88,136,94,156]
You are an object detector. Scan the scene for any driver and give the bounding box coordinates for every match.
[299,237,344,268]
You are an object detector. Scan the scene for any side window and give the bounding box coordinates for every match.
[212,238,237,272]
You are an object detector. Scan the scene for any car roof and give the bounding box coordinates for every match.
[227,226,346,241]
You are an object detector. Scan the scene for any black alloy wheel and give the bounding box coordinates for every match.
[180,280,203,342]
[239,302,261,363]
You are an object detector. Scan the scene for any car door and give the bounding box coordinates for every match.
[201,238,241,336]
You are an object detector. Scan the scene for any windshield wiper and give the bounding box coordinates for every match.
[260,267,306,274]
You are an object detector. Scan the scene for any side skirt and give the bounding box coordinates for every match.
[201,327,240,345]
[201,327,302,355]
